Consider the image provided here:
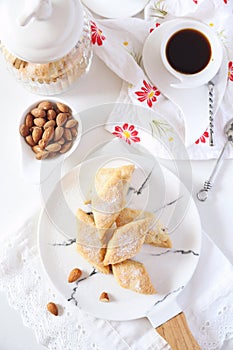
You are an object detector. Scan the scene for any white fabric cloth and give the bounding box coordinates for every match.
[89,0,233,159]
[0,215,233,350]
[1,1,233,350]
[0,215,170,350]
[178,232,233,350]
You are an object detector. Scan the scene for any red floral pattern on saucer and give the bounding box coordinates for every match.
[195,130,209,144]
[112,123,140,145]
[135,80,160,108]
[90,21,106,46]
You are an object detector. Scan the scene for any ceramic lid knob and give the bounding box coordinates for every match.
[0,0,84,63]
[18,0,53,27]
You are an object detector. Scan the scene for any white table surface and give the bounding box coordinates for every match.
[0,48,232,349]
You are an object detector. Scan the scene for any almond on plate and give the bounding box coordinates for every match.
[99,292,110,302]
[68,268,82,283]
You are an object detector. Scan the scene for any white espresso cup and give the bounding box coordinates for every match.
[160,19,223,88]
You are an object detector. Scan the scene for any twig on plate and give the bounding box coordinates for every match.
[153,195,183,214]
[51,238,76,247]
[149,249,199,257]
[128,164,155,195]
[153,285,184,307]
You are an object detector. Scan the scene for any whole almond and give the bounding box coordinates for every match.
[32,127,43,144]
[32,145,42,153]
[31,108,46,118]
[58,137,65,145]
[64,128,72,141]
[47,302,58,316]
[65,119,78,129]
[25,135,36,147]
[25,113,34,128]
[56,113,68,126]
[99,292,109,302]
[38,101,54,110]
[68,268,82,283]
[47,109,57,120]
[60,141,72,154]
[33,117,46,127]
[54,126,64,141]
[70,127,78,138]
[45,142,61,152]
[38,139,47,150]
[56,102,70,113]
[36,150,49,160]
[44,120,56,129]
[19,124,30,137]
[42,126,54,142]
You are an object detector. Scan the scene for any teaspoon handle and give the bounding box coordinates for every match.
[197,140,229,201]
[208,81,214,147]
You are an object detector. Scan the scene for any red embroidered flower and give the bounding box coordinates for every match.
[223,0,227,4]
[150,23,160,33]
[90,21,106,46]
[228,61,233,81]
[135,80,160,108]
[112,124,140,145]
[193,0,198,4]
[195,130,209,144]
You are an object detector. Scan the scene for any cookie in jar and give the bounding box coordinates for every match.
[0,0,92,95]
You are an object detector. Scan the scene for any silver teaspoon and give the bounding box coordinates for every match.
[208,80,214,146]
[197,118,233,201]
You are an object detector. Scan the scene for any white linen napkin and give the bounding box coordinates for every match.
[177,231,233,350]
[86,0,233,159]
[0,215,170,350]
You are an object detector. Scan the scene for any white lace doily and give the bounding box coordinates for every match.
[186,264,233,350]
[190,287,233,350]
[0,215,170,350]
[178,232,233,350]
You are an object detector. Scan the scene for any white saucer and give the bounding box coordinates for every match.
[81,0,149,18]
[142,19,228,147]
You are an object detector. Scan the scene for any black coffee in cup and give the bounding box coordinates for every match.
[165,28,212,75]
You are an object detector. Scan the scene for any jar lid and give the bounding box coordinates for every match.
[0,0,84,63]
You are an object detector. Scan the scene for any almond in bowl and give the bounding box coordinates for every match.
[19,99,81,160]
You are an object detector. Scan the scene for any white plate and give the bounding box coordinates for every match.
[82,0,149,18]
[38,153,201,321]
[142,19,228,147]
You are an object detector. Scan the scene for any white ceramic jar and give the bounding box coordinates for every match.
[0,0,92,95]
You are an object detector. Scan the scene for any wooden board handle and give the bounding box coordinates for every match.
[156,312,201,350]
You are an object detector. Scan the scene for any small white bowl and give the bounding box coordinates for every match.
[18,97,82,184]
